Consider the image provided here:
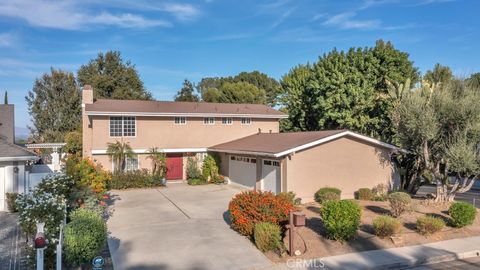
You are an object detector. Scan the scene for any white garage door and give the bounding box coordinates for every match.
[262,160,281,194]
[228,156,257,189]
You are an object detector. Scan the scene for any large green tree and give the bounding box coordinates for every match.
[280,40,419,143]
[77,51,152,100]
[467,72,480,88]
[395,80,480,202]
[174,79,199,102]
[197,71,279,106]
[26,69,81,142]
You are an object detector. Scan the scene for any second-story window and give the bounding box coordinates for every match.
[241,117,251,125]
[110,116,136,137]
[222,117,233,125]
[174,116,186,125]
[203,117,215,125]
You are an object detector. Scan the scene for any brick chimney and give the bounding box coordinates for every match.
[0,104,15,143]
[82,85,93,106]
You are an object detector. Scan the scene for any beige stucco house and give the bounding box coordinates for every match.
[209,130,401,202]
[82,86,400,201]
[81,85,286,179]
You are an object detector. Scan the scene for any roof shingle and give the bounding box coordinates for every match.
[0,139,37,159]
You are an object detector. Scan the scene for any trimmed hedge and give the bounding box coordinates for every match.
[254,222,282,252]
[64,209,107,266]
[449,202,477,228]
[357,188,373,200]
[314,187,341,204]
[373,215,401,237]
[109,169,164,189]
[228,191,295,237]
[320,200,361,241]
[388,192,412,217]
[416,215,445,235]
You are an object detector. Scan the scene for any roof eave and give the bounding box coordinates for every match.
[0,156,39,162]
[85,111,288,119]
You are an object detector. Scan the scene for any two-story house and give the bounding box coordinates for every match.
[81,85,287,180]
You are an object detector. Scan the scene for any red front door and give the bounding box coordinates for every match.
[166,154,183,180]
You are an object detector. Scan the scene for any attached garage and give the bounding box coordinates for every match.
[209,130,401,203]
[228,155,257,188]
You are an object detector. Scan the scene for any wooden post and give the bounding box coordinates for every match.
[288,210,294,256]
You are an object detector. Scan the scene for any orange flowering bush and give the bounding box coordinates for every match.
[228,190,295,237]
[66,158,111,194]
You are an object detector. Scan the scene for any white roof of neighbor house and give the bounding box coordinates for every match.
[209,130,402,157]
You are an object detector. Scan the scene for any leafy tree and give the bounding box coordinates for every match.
[174,79,199,102]
[106,141,134,172]
[234,71,281,106]
[3,91,7,104]
[280,40,419,143]
[395,80,480,202]
[197,71,279,105]
[26,69,81,142]
[64,131,82,157]
[217,81,266,104]
[77,51,152,100]
[424,63,453,86]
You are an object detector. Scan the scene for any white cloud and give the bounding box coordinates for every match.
[0,33,14,47]
[205,33,251,41]
[270,8,295,29]
[323,12,381,30]
[0,0,189,30]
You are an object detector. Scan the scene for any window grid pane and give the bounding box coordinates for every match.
[222,117,232,125]
[125,155,138,171]
[123,116,136,137]
[241,118,251,125]
[110,117,123,137]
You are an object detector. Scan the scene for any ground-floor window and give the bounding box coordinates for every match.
[125,155,139,171]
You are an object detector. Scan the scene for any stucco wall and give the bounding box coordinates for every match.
[285,136,396,203]
[84,116,279,152]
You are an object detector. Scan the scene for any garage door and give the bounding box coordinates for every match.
[262,160,281,194]
[228,156,257,189]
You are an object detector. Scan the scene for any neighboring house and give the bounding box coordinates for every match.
[81,85,287,179]
[209,130,401,202]
[0,104,37,211]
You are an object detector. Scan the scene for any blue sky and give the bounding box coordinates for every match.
[0,0,479,130]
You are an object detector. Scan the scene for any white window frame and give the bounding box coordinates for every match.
[109,116,136,138]
[221,117,233,125]
[112,155,139,172]
[241,117,251,125]
[203,117,215,125]
[174,116,187,125]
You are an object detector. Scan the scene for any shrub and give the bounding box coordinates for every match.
[109,169,163,189]
[373,215,401,237]
[277,191,297,206]
[357,188,373,200]
[66,158,110,194]
[187,178,207,185]
[314,187,341,204]
[64,209,107,266]
[416,215,445,235]
[202,154,220,182]
[372,183,388,201]
[210,174,226,184]
[320,200,361,240]
[254,222,282,252]
[186,157,202,180]
[388,192,412,217]
[228,191,295,237]
[6,192,18,212]
[449,202,477,228]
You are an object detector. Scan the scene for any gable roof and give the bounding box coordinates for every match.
[208,130,401,157]
[85,99,287,118]
[0,139,38,161]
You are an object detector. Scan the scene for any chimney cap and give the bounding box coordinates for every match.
[83,85,93,90]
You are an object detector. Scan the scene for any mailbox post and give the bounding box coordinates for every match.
[35,222,47,270]
[287,210,306,256]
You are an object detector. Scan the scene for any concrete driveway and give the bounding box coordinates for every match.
[107,183,271,270]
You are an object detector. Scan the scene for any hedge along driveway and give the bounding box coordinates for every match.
[107,184,271,270]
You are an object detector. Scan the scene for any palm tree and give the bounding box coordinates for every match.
[107,140,134,172]
[147,147,166,177]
